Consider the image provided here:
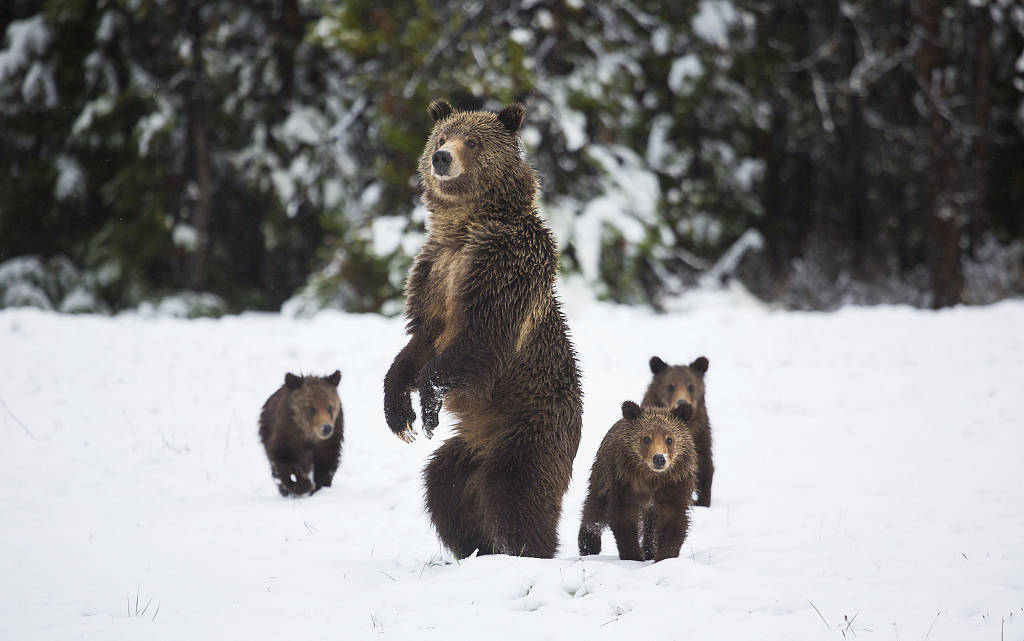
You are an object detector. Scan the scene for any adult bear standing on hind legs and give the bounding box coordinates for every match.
[383,99,582,559]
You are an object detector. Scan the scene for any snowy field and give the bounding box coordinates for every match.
[2,290,1023,640]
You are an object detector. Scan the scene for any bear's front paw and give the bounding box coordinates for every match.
[277,468,314,497]
[384,389,418,443]
[314,470,334,489]
[419,382,447,439]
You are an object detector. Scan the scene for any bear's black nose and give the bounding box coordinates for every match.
[321,424,333,436]
[652,454,666,469]
[432,150,452,175]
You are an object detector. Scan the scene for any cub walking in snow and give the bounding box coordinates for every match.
[578,401,697,562]
[259,371,344,497]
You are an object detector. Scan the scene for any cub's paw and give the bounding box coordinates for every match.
[277,468,314,497]
[314,471,335,490]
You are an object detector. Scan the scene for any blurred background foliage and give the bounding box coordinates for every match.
[1,0,1022,316]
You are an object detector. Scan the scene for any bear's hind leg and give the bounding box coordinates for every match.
[695,461,713,507]
[424,437,489,558]
[479,456,564,558]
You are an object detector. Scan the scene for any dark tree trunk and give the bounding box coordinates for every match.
[969,5,992,258]
[258,0,304,305]
[914,0,963,308]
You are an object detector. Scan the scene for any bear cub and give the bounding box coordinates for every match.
[578,401,697,562]
[259,371,344,497]
[643,355,714,507]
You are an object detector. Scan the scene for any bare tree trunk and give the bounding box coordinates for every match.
[915,0,963,308]
[969,6,992,258]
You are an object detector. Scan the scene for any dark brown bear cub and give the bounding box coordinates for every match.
[578,401,696,562]
[643,356,714,507]
[383,99,582,559]
[259,371,344,497]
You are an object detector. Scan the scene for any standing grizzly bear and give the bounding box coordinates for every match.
[383,99,582,559]
[643,356,714,507]
[578,401,697,562]
[259,371,344,497]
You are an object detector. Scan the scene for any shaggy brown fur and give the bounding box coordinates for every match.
[383,99,582,559]
[259,371,344,497]
[642,356,714,507]
[578,401,697,561]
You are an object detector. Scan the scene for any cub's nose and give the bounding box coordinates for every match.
[652,454,666,469]
[432,149,452,175]
[320,424,333,437]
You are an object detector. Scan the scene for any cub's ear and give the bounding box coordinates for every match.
[428,99,453,123]
[284,373,303,389]
[689,356,709,375]
[497,102,525,133]
[325,370,341,387]
[621,401,642,421]
[649,356,668,375]
[671,401,694,423]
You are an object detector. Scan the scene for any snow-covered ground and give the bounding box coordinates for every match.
[2,291,1023,640]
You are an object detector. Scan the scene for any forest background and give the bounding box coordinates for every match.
[2,0,1022,316]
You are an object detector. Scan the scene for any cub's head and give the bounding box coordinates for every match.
[621,400,694,474]
[285,370,342,441]
[645,356,709,410]
[418,99,536,207]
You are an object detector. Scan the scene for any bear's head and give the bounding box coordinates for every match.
[285,370,342,441]
[418,99,536,209]
[621,400,694,474]
[645,356,709,410]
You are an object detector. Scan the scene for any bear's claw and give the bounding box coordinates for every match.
[397,422,417,443]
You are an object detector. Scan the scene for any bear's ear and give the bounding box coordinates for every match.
[671,401,694,424]
[649,356,668,375]
[497,102,525,133]
[689,356,709,375]
[284,373,302,389]
[325,370,341,387]
[428,99,453,123]
[621,401,642,421]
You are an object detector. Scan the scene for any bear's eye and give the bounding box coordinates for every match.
[307,406,316,417]
[327,405,333,415]
[667,384,676,392]
[438,137,446,147]
[687,384,695,393]
[465,138,477,149]
[666,437,673,446]
[642,436,652,445]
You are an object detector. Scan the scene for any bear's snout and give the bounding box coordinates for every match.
[652,454,666,470]
[432,150,452,175]
[320,423,333,438]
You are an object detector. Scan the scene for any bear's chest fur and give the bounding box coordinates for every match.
[425,241,473,352]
